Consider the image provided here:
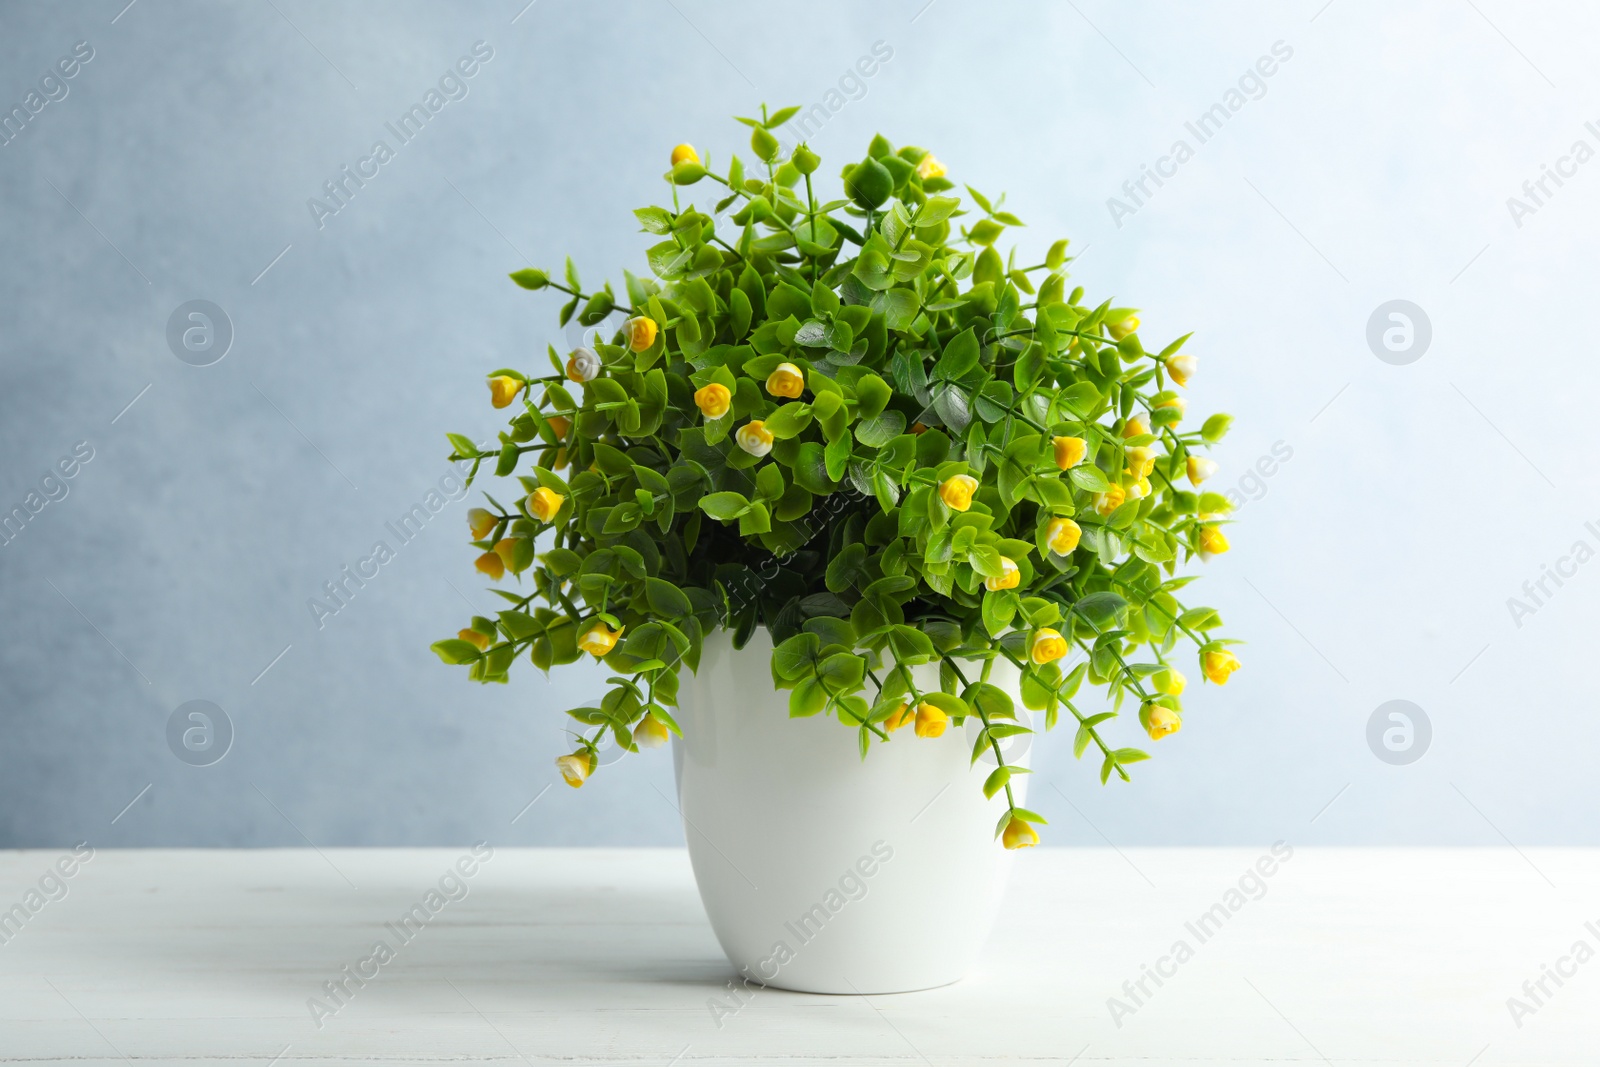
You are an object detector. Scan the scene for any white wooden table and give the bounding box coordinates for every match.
[1,848,1595,1065]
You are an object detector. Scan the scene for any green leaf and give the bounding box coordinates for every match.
[645,578,692,617]
[539,549,581,579]
[876,288,921,332]
[854,373,892,420]
[671,162,707,185]
[968,544,1004,578]
[935,328,979,380]
[578,291,614,325]
[790,676,828,717]
[1021,663,1060,711]
[1074,591,1129,630]
[825,542,867,593]
[1069,465,1109,492]
[886,624,936,664]
[934,385,971,433]
[964,681,1015,720]
[1202,414,1234,443]
[967,217,1004,245]
[751,126,780,162]
[836,694,870,725]
[699,492,750,521]
[755,462,785,502]
[920,691,969,717]
[1180,607,1222,630]
[919,196,960,224]
[855,409,906,447]
[729,287,752,340]
[763,402,814,439]
[804,615,855,647]
[495,439,519,477]
[981,589,1016,636]
[773,632,821,681]
[431,639,483,665]
[824,433,853,482]
[509,268,549,290]
[817,652,865,690]
[738,500,772,535]
[1060,381,1102,417]
[633,208,673,235]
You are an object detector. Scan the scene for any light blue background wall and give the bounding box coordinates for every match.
[2,0,1593,849]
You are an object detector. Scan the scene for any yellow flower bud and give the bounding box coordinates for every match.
[1187,456,1217,486]
[1046,517,1081,556]
[468,507,497,540]
[1094,484,1126,516]
[474,551,505,581]
[985,557,1021,591]
[1030,628,1067,665]
[670,143,699,167]
[1121,413,1150,439]
[546,415,571,439]
[1202,648,1241,686]
[488,375,523,409]
[625,315,658,352]
[1108,315,1140,341]
[1126,476,1152,501]
[458,628,491,652]
[1155,395,1186,420]
[939,474,979,512]
[914,702,947,738]
[566,347,601,383]
[735,420,774,457]
[1052,435,1087,470]
[884,703,912,732]
[910,421,929,435]
[492,537,522,571]
[916,153,946,179]
[1167,354,1197,387]
[1143,704,1182,740]
[556,750,594,788]
[578,622,621,658]
[1001,816,1038,850]
[694,382,732,420]
[1199,525,1230,558]
[765,362,805,398]
[633,713,671,750]
[1154,667,1187,696]
[528,487,564,523]
[1124,445,1155,479]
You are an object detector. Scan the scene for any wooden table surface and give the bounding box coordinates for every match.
[0,847,1594,1065]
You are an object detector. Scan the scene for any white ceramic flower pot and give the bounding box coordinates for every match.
[672,628,1027,995]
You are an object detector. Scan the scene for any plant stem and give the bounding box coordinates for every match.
[941,654,1017,813]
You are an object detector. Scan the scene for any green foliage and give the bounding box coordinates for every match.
[435,111,1239,844]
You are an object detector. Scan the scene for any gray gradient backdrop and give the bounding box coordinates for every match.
[2,1,1591,848]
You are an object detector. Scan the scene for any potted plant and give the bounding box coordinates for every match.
[432,108,1240,994]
